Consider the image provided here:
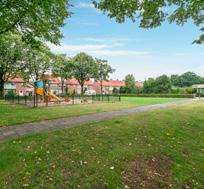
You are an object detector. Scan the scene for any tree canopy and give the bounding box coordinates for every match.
[0,0,71,44]
[52,54,73,94]
[170,72,204,87]
[0,32,26,97]
[95,58,115,94]
[94,0,204,43]
[72,52,98,94]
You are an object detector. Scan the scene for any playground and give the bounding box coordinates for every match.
[4,78,121,107]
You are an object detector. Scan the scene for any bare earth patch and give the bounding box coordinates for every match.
[122,156,176,189]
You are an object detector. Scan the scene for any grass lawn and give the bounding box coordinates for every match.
[0,97,185,126]
[0,100,203,188]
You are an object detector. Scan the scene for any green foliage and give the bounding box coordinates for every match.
[112,87,119,94]
[124,74,135,91]
[0,32,26,97]
[0,0,71,44]
[120,93,194,98]
[20,43,54,81]
[171,72,204,87]
[143,78,156,93]
[94,0,204,43]
[72,52,98,94]
[95,58,114,94]
[154,75,171,93]
[52,54,73,94]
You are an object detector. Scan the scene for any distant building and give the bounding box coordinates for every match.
[3,76,144,96]
[192,84,204,94]
[66,78,144,94]
[4,77,33,96]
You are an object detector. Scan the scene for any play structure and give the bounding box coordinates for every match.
[34,79,61,106]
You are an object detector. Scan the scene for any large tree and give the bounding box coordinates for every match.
[94,0,204,43]
[154,75,171,93]
[21,43,54,82]
[95,58,115,95]
[143,78,156,93]
[0,32,25,97]
[72,53,97,95]
[52,54,73,94]
[124,74,136,90]
[0,0,71,44]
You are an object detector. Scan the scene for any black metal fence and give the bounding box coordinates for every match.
[4,94,121,108]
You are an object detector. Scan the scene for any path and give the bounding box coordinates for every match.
[0,99,197,142]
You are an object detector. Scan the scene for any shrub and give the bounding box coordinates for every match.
[120,93,194,98]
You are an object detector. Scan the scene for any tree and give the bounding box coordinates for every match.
[21,43,54,82]
[95,58,115,95]
[124,74,136,93]
[94,0,204,43]
[52,54,73,94]
[171,72,203,87]
[72,53,97,95]
[0,0,71,44]
[143,78,156,93]
[0,32,25,97]
[154,75,171,93]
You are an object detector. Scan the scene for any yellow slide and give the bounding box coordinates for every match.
[48,92,61,101]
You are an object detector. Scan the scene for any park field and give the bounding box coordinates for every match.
[0,100,203,188]
[0,97,185,126]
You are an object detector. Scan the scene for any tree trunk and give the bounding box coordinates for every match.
[0,79,4,98]
[81,83,84,95]
[100,80,103,95]
[61,79,64,94]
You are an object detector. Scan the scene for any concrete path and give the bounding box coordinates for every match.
[0,99,197,142]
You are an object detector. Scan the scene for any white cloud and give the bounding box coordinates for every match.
[47,42,148,57]
[76,2,94,9]
[81,37,140,43]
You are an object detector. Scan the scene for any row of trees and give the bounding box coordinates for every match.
[0,32,114,97]
[119,72,204,94]
[143,72,204,94]
[53,53,114,95]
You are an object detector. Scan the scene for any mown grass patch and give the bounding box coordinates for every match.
[0,97,184,126]
[0,100,203,188]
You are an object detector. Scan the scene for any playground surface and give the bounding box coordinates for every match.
[0,98,197,141]
[0,99,203,188]
[1,97,187,126]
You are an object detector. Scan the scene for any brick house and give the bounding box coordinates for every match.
[4,77,33,96]
[66,78,143,94]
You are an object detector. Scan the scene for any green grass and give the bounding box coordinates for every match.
[0,97,184,126]
[0,100,203,188]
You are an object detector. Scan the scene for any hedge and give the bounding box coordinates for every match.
[120,93,194,98]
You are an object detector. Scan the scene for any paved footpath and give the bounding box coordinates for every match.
[0,99,198,142]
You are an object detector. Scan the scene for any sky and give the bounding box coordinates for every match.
[48,0,204,81]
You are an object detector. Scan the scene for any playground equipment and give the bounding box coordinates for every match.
[34,79,61,106]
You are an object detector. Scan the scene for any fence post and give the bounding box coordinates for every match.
[12,95,14,103]
[119,94,121,102]
[72,95,74,105]
[25,95,27,105]
[108,94,110,103]
[18,95,20,104]
[34,95,35,107]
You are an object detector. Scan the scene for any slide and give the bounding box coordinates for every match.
[48,92,61,101]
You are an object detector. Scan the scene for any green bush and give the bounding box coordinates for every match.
[120,93,194,98]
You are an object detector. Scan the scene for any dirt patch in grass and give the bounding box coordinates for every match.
[122,156,176,189]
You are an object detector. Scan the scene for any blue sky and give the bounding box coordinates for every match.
[48,0,204,81]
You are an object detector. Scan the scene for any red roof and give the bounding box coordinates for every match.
[47,76,60,84]
[135,81,144,87]
[8,77,24,83]
[66,77,143,88]
[98,80,125,87]
[66,78,94,85]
